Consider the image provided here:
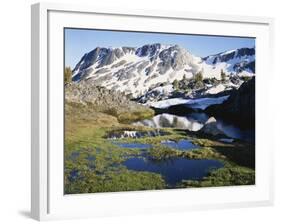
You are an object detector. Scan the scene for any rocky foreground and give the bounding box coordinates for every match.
[65,81,154,123]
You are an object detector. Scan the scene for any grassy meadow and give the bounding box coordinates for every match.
[64,101,255,194]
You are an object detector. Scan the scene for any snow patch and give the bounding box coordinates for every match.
[148,95,229,110]
[206,84,226,95]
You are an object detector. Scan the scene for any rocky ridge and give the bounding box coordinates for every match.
[71,43,255,100]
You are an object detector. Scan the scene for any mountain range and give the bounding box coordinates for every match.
[71,43,255,100]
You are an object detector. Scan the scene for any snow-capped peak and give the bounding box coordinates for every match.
[71,44,255,99]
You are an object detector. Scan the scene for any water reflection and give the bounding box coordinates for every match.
[161,139,198,151]
[112,142,152,149]
[123,157,223,186]
[134,112,254,142]
[133,113,204,131]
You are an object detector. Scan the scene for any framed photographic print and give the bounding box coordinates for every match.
[31,2,274,221]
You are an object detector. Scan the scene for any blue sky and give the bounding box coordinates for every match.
[64,28,255,68]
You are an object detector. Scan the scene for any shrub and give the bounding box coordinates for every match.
[64,66,72,84]
[194,71,203,83]
[220,69,226,81]
[172,79,179,90]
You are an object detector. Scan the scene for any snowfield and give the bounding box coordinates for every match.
[205,84,226,94]
[148,95,229,110]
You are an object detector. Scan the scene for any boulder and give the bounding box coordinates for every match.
[200,117,225,136]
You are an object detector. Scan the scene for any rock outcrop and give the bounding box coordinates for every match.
[206,77,255,128]
[200,117,225,136]
[65,81,150,114]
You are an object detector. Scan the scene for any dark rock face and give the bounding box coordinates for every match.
[152,104,196,116]
[244,61,255,73]
[136,43,161,57]
[97,48,125,68]
[218,51,236,63]
[206,77,255,128]
[233,60,255,73]
[236,48,255,57]
[116,69,136,81]
[78,48,110,70]
[73,47,135,76]
[229,75,241,85]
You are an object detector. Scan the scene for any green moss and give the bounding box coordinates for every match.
[117,109,155,124]
[181,165,255,187]
[184,147,225,160]
[65,169,165,194]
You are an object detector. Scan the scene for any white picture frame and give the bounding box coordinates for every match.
[31,2,275,221]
